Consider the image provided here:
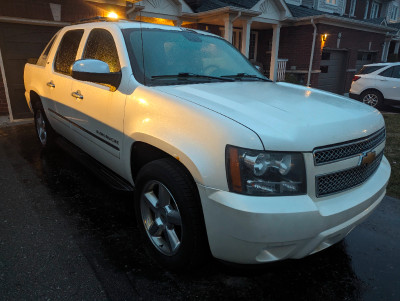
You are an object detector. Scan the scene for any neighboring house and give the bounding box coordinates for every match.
[0,0,399,121]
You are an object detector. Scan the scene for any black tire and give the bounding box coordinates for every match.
[360,90,384,109]
[134,158,208,271]
[33,103,56,149]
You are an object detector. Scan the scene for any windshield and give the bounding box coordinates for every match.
[122,28,267,86]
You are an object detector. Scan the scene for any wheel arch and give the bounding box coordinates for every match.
[361,88,385,100]
[29,90,43,111]
[128,134,204,187]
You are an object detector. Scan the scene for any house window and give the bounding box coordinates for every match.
[370,1,380,19]
[325,0,336,5]
[349,0,356,16]
[391,5,399,21]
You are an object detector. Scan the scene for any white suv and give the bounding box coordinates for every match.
[350,62,400,108]
[24,20,390,270]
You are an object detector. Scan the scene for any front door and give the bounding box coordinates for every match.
[69,28,126,166]
[376,65,400,101]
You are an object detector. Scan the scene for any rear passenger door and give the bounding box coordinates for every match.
[69,28,126,168]
[376,66,400,101]
[47,29,84,136]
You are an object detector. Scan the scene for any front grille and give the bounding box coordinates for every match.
[316,152,383,197]
[313,128,386,165]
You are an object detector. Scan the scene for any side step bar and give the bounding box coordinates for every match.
[56,137,134,192]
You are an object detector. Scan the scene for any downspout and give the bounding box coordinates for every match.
[307,18,317,87]
[232,11,242,23]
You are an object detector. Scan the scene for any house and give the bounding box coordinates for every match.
[0,0,399,121]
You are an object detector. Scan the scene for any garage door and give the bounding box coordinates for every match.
[318,50,346,94]
[0,23,60,119]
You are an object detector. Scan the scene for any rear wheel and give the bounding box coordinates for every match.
[360,90,383,109]
[134,158,208,270]
[33,103,56,148]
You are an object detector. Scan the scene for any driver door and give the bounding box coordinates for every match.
[69,28,126,169]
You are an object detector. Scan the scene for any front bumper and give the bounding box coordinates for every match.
[198,156,390,264]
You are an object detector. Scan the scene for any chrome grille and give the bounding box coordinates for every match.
[313,128,385,165]
[316,152,383,197]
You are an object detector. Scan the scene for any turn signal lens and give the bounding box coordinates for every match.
[228,147,242,193]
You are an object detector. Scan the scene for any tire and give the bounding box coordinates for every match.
[134,158,208,271]
[33,103,56,149]
[360,90,384,109]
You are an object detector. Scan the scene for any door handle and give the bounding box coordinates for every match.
[46,81,55,88]
[71,90,83,100]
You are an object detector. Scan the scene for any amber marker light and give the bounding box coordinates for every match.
[107,12,118,19]
[228,146,243,193]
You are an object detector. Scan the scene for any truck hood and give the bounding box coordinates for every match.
[154,81,385,151]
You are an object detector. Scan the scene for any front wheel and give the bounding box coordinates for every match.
[134,158,208,271]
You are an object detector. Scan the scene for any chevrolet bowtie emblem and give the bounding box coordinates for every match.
[359,151,376,166]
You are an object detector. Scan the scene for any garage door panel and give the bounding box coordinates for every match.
[319,50,346,94]
[0,23,59,118]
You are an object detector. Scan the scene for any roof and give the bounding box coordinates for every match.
[364,17,386,25]
[287,3,398,32]
[286,4,325,18]
[388,22,400,30]
[193,0,259,12]
[364,62,400,67]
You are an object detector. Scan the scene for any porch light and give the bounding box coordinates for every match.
[322,34,328,42]
[107,12,119,19]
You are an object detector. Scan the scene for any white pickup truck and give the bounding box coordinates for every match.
[24,19,391,270]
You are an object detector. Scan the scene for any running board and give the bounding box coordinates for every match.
[56,137,134,192]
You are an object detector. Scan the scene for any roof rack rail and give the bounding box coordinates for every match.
[74,16,129,24]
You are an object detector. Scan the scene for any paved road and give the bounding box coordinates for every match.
[0,123,399,300]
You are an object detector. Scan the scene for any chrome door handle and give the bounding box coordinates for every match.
[46,81,55,88]
[71,90,83,99]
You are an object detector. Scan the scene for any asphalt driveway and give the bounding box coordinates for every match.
[0,122,399,301]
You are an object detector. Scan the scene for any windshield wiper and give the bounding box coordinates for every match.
[151,73,234,82]
[222,73,271,81]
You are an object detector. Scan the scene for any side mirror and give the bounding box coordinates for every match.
[71,59,122,89]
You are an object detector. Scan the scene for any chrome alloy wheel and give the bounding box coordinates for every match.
[140,180,182,256]
[362,93,379,107]
[35,110,47,145]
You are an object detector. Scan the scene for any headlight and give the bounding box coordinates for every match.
[226,145,307,196]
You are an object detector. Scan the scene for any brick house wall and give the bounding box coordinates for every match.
[317,23,385,92]
[353,0,368,19]
[278,25,320,86]
[260,23,386,90]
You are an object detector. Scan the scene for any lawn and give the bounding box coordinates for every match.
[383,113,400,199]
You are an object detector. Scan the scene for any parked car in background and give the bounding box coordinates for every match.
[349,62,400,109]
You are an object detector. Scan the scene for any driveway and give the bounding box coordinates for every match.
[0,123,399,301]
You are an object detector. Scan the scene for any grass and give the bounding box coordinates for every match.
[383,113,400,199]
